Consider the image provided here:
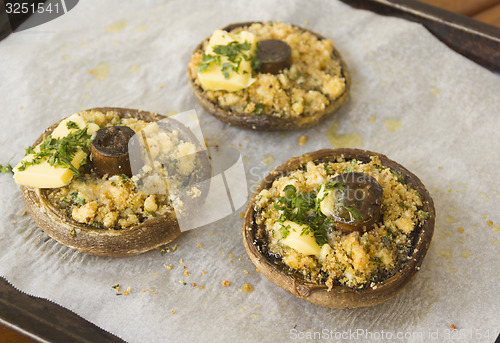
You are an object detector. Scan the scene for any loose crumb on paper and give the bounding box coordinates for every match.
[298,135,308,146]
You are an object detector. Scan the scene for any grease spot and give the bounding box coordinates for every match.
[89,62,109,81]
[106,20,128,33]
[369,115,376,122]
[438,249,452,259]
[445,215,457,224]
[461,250,471,259]
[430,87,441,95]
[383,118,402,132]
[130,64,140,73]
[492,225,500,233]
[134,24,148,32]
[327,121,364,148]
[480,192,490,201]
[493,238,499,245]
[262,154,274,166]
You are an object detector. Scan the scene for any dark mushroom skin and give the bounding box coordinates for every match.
[19,107,209,257]
[188,21,350,131]
[321,172,383,234]
[242,149,435,309]
[91,125,135,178]
[256,39,292,74]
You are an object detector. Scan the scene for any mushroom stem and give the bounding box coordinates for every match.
[90,126,135,178]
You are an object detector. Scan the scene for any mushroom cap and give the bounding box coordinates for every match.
[20,107,209,257]
[188,21,351,131]
[242,148,435,308]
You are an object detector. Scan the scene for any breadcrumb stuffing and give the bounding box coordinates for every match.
[221,280,230,287]
[255,156,428,288]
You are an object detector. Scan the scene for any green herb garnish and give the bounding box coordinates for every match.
[279,223,291,239]
[383,236,392,248]
[419,210,430,219]
[370,256,382,263]
[198,40,255,79]
[273,185,330,246]
[253,103,264,115]
[197,53,221,73]
[0,163,13,174]
[70,228,77,237]
[66,121,79,130]
[344,204,363,221]
[18,127,92,175]
[70,192,86,206]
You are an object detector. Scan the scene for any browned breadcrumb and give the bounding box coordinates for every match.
[196,243,203,248]
[200,286,205,290]
[179,259,183,264]
[221,280,230,287]
[170,310,175,314]
[12,221,16,225]
[21,210,27,216]
[191,283,197,287]
[298,135,308,146]
[243,270,249,274]
[172,244,178,251]
[487,220,493,226]
[229,254,234,258]
[122,287,131,296]
[183,265,187,269]
[150,289,157,294]
[220,251,225,255]
[164,264,173,270]
[449,324,456,330]
[201,270,207,274]
[238,283,254,294]
[184,270,190,276]
[142,289,147,293]
[240,212,245,218]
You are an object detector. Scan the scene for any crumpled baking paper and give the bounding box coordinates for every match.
[0,0,499,342]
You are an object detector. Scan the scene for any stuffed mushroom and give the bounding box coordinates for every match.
[243,148,435,308]
[188,21,350,131]
[14,107,209,257]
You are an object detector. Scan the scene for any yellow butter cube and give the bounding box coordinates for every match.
[13,114,99,188]
[197,29,257,92]
[281,220,321,256]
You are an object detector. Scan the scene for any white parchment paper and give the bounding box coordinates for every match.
[1,0,499,342]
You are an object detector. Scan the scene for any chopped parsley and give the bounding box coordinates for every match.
[70,228,77,238]
[273,185,330,246]
[344,204,363,221]
[0,163,13,174]
[18,127,93,175]
[66,121,79,130]
[253,103,264,115]
[198,40,255,79]
[419,210,430,219]
[70,192,86,206]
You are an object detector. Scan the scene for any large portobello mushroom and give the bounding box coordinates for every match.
[19,107,209,257]
[243,149,435,308]
[188,21,350,131]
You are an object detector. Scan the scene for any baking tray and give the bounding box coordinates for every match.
[1,1,499,342]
